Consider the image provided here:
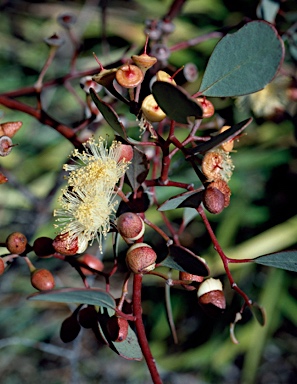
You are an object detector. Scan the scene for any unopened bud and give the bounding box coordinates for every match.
[107,316,129,342]
[6,232,28,254]
[0,258,5,275]
[117,212,145,241]
[126,243,157,274]
[77,254,104,276]
[141,94,166,122]
[118,144,133,163]
[196,97,215,118]
[33,237,55,258]
[53,233,79,255]
[31,268,55,291]
[203,187,225,214]
[197,278,226,316]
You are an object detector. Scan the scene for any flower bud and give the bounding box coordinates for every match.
[33,237,55,258]
[106,316,129,342]
[0,258,5,275]
[31,268,55,291]
[141,94,166,122]
[6,232,27,254]
[52,233,79,255]
[196,97,215,118]
[208,179,231,208]
[116,64,144,88]
[78,306,98,329]
[203,187,225,214]
[126,243,157,274]
[117,212,145,241]
[219,126,234,152]
[0,121,22,138]
[0,136,13,157]
[60,313,81,343]
[201,149,234,183]
[197,278,226,316]
[156,70,176,85]
[117,144,133,163]
[179,271,204,291]
[77,254,104,276]
[0,172,8,184]
[131,53,157,72]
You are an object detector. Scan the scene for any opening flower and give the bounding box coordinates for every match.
[54,137,130,253]
[201,149,234,183]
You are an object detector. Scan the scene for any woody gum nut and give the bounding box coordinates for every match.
[126,243,157,274]
[53,233,79,255]
[107,316,129,342]
[77,254,104,276]
[6,232,28,254]
[156,70,176,85]
[203,187,225,214]
[117,212,145,241]
[31,269,55,291]
[141,94,166,122]
[116,64,144,88]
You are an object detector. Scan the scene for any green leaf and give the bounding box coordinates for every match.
[254,250,297,272]
[199,21,284,97]
[28,288,116,311]
[152,81,203,124]
[250,302,266,326]
[158,189,204,211]
[126,147,150,192]
[90,88,127,139]
[159,244,210,276]
[187,118,252,155]
[97,309,142,361]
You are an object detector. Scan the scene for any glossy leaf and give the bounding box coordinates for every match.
[254,250,297,272]
[250,302,266,326]
[187,118,252,156]
[152,81,203,124]
[90,88,127,139]
[28,287,116,311]
[126,147,150,192]
[159,244,210,276]
[158,189,204,211]
[199,21,284,97]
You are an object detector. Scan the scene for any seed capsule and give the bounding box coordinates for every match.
[196,97,215,118]
[116,64,144,88]
[141,94,166,122]
[131,53,157,72]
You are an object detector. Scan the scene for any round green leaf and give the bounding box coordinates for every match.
[199,21,284,97]
[152,81,203,124]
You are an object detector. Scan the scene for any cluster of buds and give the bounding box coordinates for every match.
[201,125,236,214]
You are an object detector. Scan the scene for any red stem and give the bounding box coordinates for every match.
[133,274,162,384]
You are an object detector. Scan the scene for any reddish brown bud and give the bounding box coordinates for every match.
[208,179,231,208]
[78,306,98,328]
[33,237,55,258]
[0,258,5,275]
[117,212,145,241]
[118,144,134,163]
[77,254,104,276]
[31,268,55,291]
[196,97,215,118]
[6,232,28,254]
[0,172,8,184]
[106,316,129,342]
[53,233,79,255]
[203,187,225,214]
[197,278,226,316]
[0,121,22,138]
[116,64,144,88]
[60,313,81,343]
[126,243,157,274]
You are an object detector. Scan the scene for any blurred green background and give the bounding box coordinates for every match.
[0,0,297,383]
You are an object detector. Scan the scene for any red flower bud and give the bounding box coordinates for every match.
[31,268,55,291]
[117,212,145,241]
[77,254,104,276]
[126,243,157,274]
[53,233,79,255]
[6,232,28,254]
